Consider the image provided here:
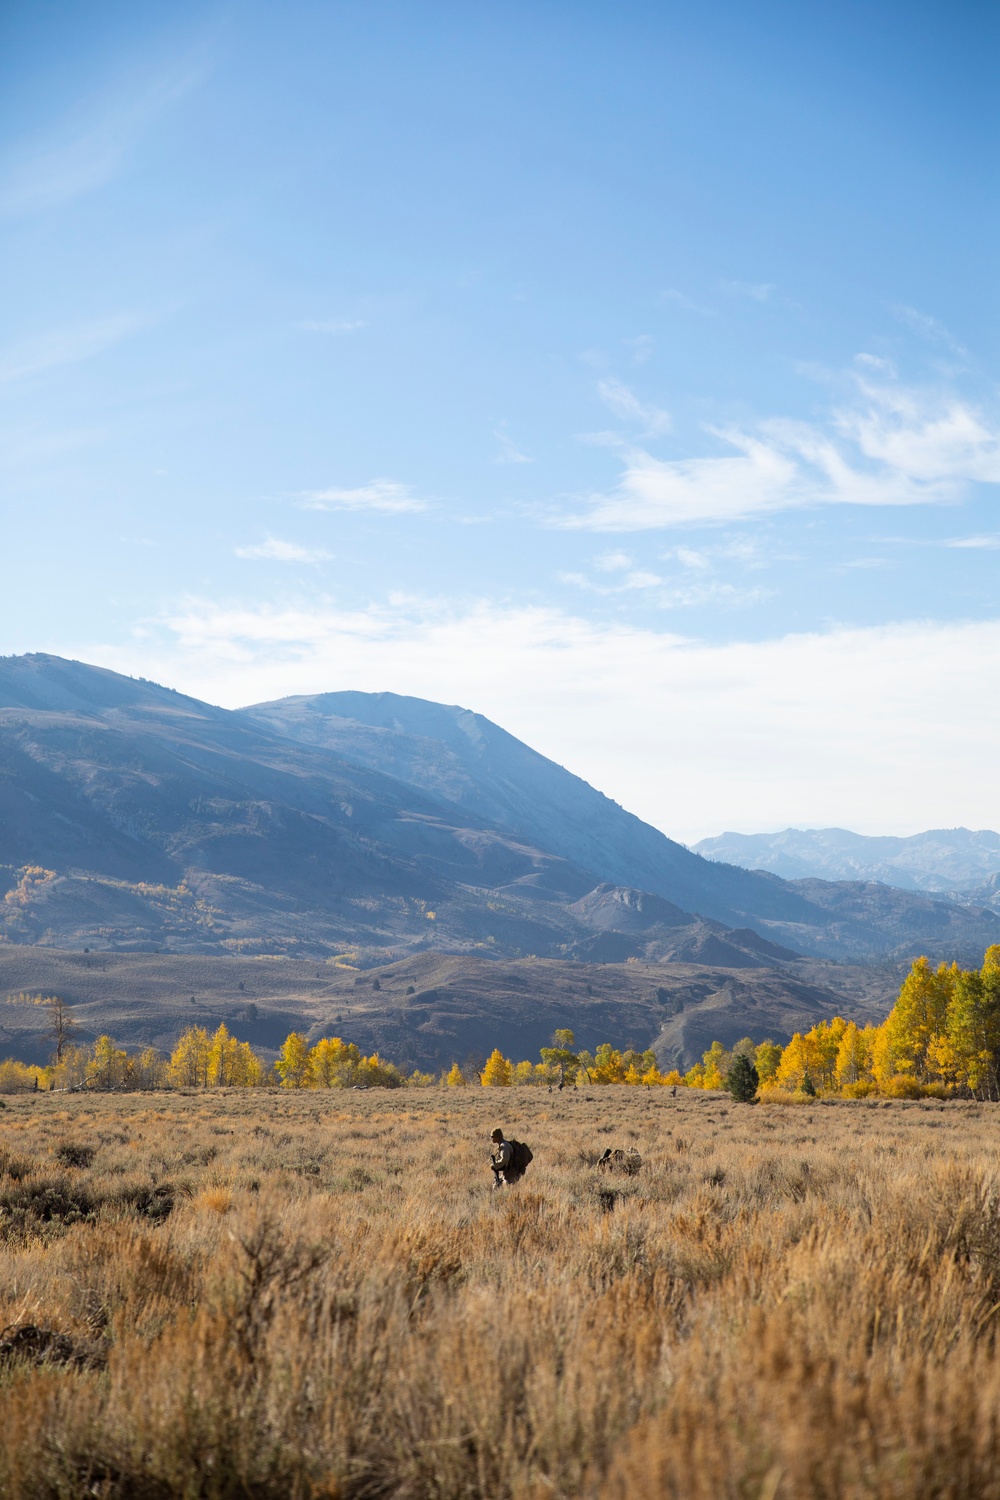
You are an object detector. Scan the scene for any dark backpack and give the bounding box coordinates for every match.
[507,1139,533,1178]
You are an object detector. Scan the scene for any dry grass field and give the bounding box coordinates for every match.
[3,1087,1000,1499]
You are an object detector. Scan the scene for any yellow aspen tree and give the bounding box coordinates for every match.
[169,1026,211,1088]
[481,1048,513,1086]
[835,1021,869,1089]
[356,1052,404,1087]
[699,1041,727,1090]
[592,1044,626,1084]
[754,1041,783,1085]
[232,1041,264,1087]
[775,1033,811,1091]
[207,1024,241,1086]
[925,1032,958,1086]
[805,1018,848,1091]
[882,956,957,1082]
[444,1062,466,1087]
[310,1036,362,1087]
[947,962,1000,1099]
[512,1059,534,1084]
[0,1060,43,1092]
[135,1047,167,1090]
[87,1035,130,1090]
[51,1044,90,1090]
[275,1032,313,1088]
[869,1023,897,1091]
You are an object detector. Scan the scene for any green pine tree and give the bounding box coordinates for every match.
[726,1053,759,1103]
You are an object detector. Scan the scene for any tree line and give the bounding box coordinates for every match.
[3,946,999,1096]
[684,945,1000,1101]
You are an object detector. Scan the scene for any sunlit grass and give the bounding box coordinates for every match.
[2,1087,1000,1497]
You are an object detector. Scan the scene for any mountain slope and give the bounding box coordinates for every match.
[241,689,1000,960]
[0,656,996,963]
[693,826,1000,894]
[0,654,787,966]
[0,655,604,956]
[242,691,834,926]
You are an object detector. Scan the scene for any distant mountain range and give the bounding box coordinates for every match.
[0,653,997,965]
[694,828,1000,908]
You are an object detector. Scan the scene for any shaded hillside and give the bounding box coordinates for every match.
[242,689,819,927]
[0,655,997,964]
[0,654,589,954]
[0,656,787,965]
[0,947,896,1071]
[242,687,1000,961]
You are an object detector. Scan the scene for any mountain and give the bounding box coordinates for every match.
[693,826,1000,897]
[240,687,1000,961]
[0,654,997,964]
[0,654,786,966]
[242,689,811,927]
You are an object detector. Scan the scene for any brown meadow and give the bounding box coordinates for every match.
[3,1086,1000,1498]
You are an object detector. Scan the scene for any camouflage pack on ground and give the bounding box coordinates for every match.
[597,1147,642,1175]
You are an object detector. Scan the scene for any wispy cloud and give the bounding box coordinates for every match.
[597,377,671,436]
[300,480,428,514]
[623,334,654,364]
[560,370,1000,531]
[722,280,776,302]
[560,552,768,609]
[659,288,714,315]
[0,314,143,384]
[235,537,334,563]
[945,533,1000,550]
[890,304,968,359]
[0,57,206,220]
[672,546,711,571]
[297,319,366,334]
[493,422,532,465]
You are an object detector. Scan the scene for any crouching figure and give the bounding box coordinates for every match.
[490,1127,533,1189]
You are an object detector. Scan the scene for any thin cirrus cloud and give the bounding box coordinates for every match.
[0,313,144,384]
[299,480,429,514]
[493,422,532,465]
[890,304,969,360]
[0,56,207,220]
[561,371,1000,531]
[945,534,1000,550]
[597,377,671,437]
[234,537,334,563]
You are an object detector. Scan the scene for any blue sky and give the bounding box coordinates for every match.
[1,1,997,840]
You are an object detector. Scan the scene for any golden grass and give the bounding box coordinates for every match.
[3,1086,1000,1497]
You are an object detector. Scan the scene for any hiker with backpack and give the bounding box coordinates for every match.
[489,1127,531,1188]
